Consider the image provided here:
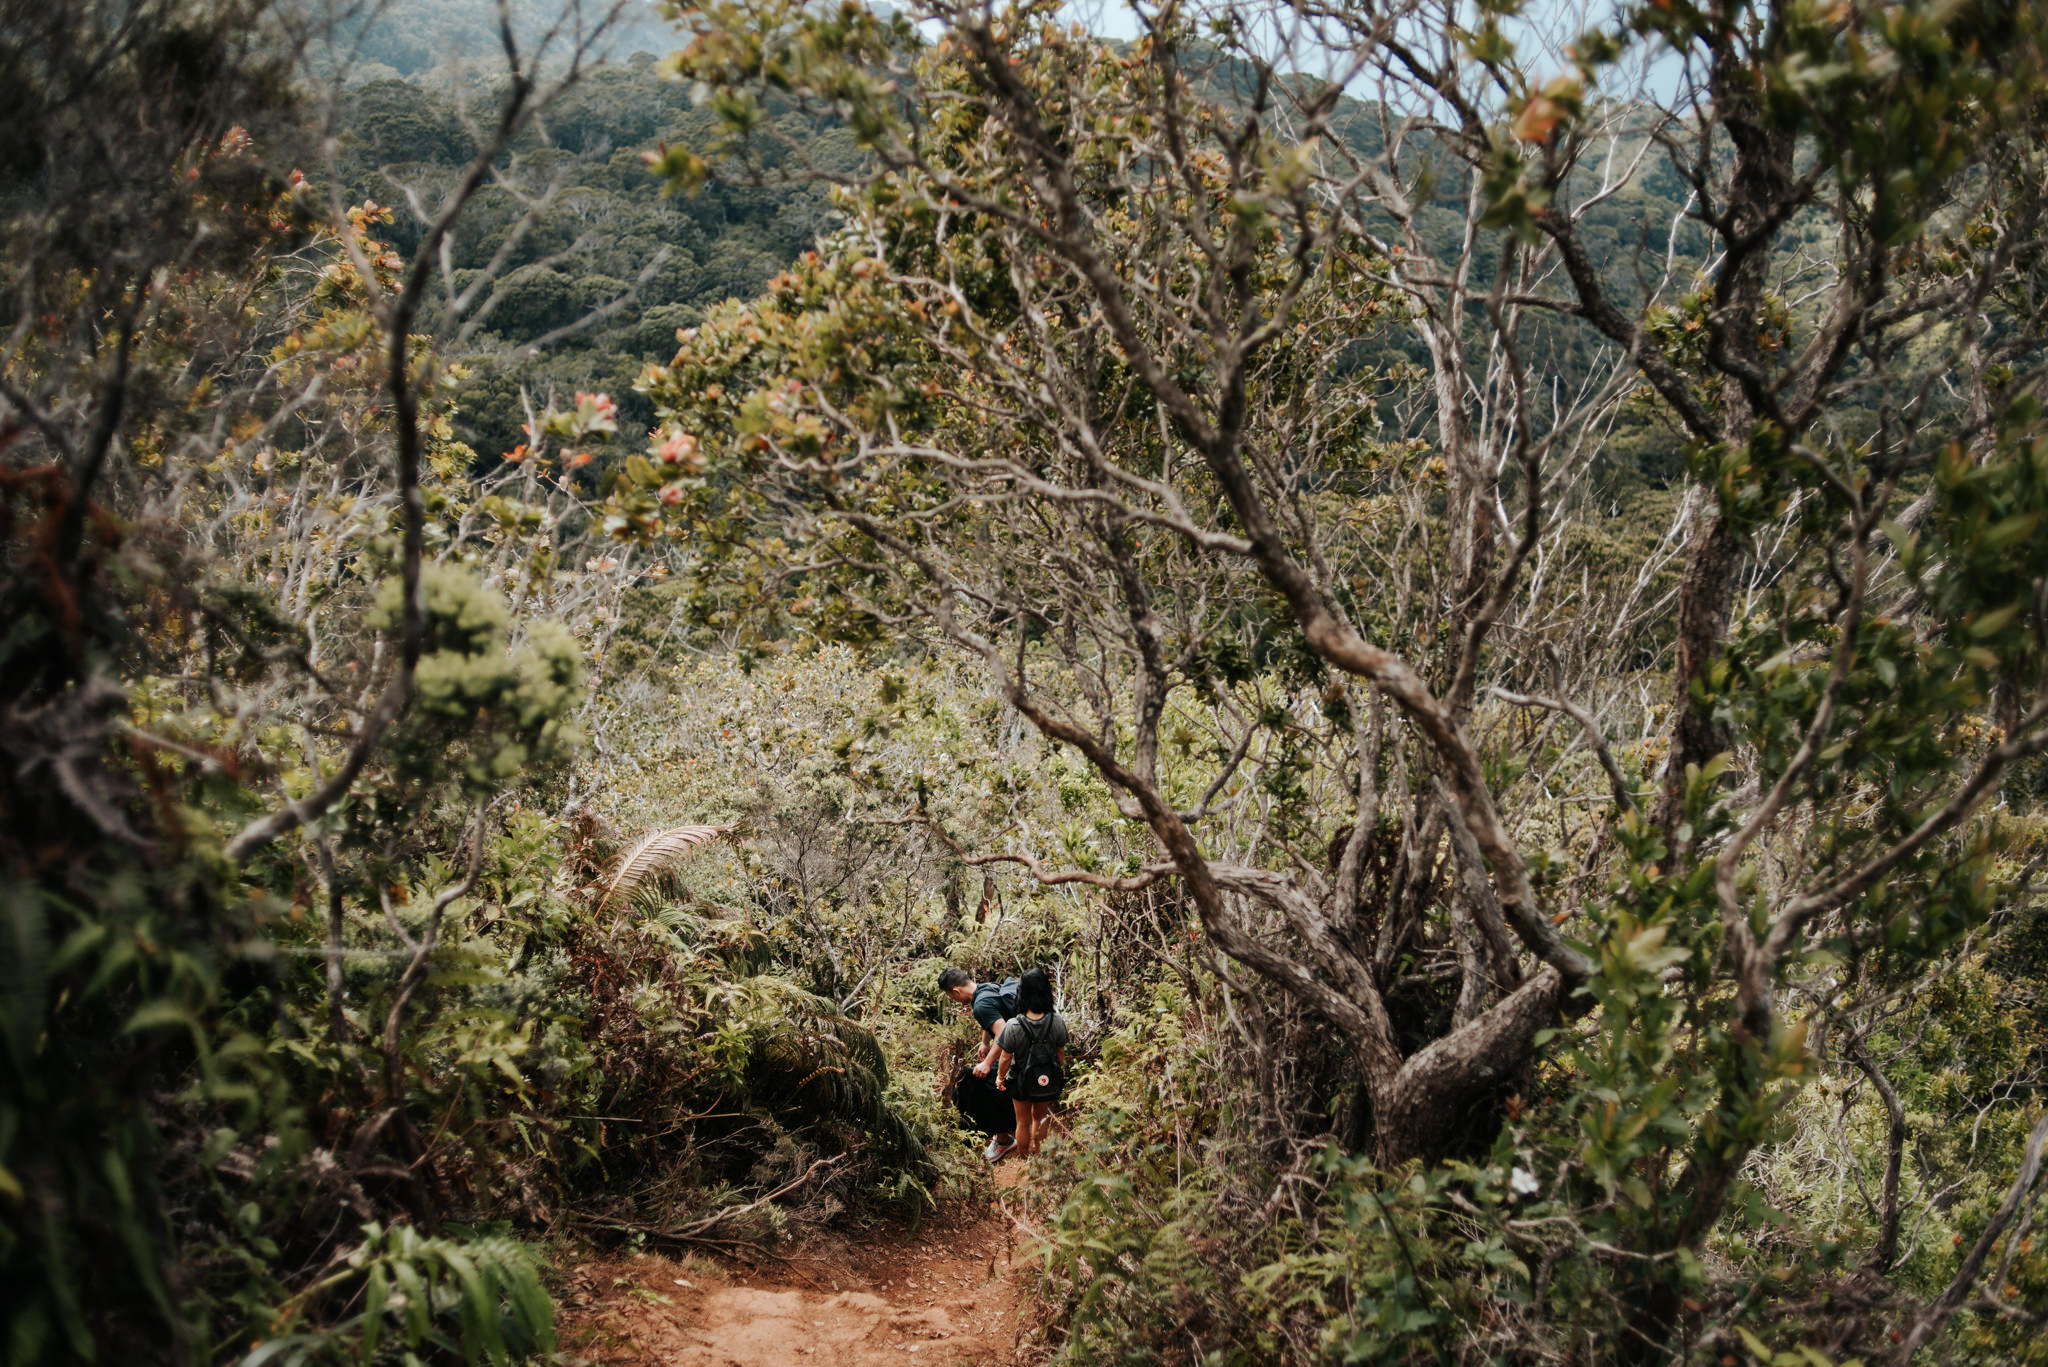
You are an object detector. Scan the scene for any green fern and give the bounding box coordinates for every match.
[711,975,927,1168]
[242,1222,552,1367]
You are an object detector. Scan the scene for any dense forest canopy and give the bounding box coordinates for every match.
[4,1,2048,1366]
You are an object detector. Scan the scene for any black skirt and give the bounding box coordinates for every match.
[951,1066,1015,1136]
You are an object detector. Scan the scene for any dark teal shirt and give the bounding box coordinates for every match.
[970,982,1011,1040]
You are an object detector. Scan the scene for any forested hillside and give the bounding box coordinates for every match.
[5,2,2048,1366]
[329,50,850,461]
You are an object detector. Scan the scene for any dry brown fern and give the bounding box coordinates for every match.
[598,824,734,910]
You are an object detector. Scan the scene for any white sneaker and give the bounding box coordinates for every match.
[984,1134,1016,1161]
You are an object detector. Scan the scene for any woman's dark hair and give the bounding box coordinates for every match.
[1017,967,1055,1014]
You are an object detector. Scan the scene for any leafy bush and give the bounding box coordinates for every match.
[242,1224,554,1367]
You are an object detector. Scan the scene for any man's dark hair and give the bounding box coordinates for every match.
[1017,968,1055,1013]
[938,966,971,992]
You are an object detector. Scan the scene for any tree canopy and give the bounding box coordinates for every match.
[6,0,2048,1364]
[622,0,2048,1353]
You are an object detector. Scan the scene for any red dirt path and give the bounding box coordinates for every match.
[559,1165,1037,1367]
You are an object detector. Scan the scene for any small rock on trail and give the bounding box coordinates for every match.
[560,1206,1027,1367]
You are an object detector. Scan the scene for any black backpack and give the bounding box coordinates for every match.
[1010,1015,1064,1103]
[952,1066,1014,1136]
[975,977,1022,1024]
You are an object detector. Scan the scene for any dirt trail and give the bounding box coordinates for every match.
[561,1165,1036,1367]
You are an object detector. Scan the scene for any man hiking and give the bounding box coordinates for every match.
[939,966,1018,1159]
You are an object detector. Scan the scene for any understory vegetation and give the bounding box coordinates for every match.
[6,1,2048,1365]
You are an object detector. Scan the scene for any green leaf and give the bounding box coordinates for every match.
[49,922,109,975]
[391,1257,430,1341]
[239,1337,313,1367]
[1878,520,1918,560]
[1967,602,2022,638]
[361,1265,389,1367]
[1980,511,2041,550]
[120,999,196,1036]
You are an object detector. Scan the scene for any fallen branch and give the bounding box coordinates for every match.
[571,1154,847,1251]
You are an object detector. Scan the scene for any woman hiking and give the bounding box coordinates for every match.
[993,968,1067,1158]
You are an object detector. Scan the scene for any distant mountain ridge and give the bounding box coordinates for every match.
[338,0,682,82]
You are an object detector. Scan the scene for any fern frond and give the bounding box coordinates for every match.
[598,824,733,910]
[708,971,931,1170]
